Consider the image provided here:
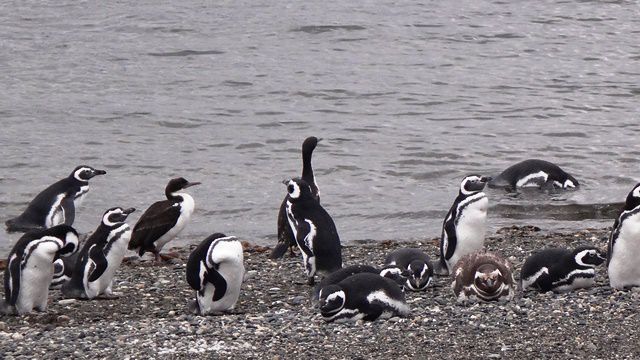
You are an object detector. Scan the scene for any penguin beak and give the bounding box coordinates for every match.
[481,176,492,183]
[123,208,136,215]
[93,169,107,176]
[183,181,201,188]
[282,179,291,185]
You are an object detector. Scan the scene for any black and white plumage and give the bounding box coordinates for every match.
[272,136,321,259]
[50,253,78,289]
[488,159,579,190]
[61,207,135,299]
[5,166,106,233]
[283,178,342,285]
[438,175,490,275]
[521,246,605,293]
[608,182,640,290]
[128,177,200,261]
[452,252,516,303]
[2,225,79,314]
[186,233,245,315]
[313,265,410,301]
[384,248,433,291]
[318,273,409,323]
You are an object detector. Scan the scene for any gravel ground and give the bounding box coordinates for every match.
[0,226,639,359]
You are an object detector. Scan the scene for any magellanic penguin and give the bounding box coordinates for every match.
[520,245,605,293]
[272,136,321,259]
[50,253,78,289]
[384,248,434,291]
[5,165,107,233]
[128,177,200,261]
[608,182,640,290]
[62,207,135,299]
[451,251,516,303]
[186,233,245,315]
[318,272,409,323]
[283,178,342,285]
[438,175,490,275]
[488,159,579,191]
[2,225,79,315]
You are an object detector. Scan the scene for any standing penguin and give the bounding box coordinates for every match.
[62,207,135,299]
[521,245,605,293]
[438,175,490,275]
[128,177,200,261]
[2,225,79,314]
[452,251,516,303]
[318,272,410,322]
[384,248,434,291]
[608,182,640,290]
[488,159,579,190]
[283,178,342,285]
[5,165,107,232]
[186,233,245,315]
[272,136,321,259]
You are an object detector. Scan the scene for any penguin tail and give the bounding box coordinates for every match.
[270,242,289,259]
[5,216,41,233]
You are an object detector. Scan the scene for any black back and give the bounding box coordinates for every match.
[489,159,579,189]
[385,248,429,268]
[313,265,378,300]
[521,246,603,292]
[186,233,231,301]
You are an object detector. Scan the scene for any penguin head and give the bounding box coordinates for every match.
[165,177,201,197]
[573,246,606,267]
[623,183,640,211]
[302,136,321,154]
[318,285,346,315]
[562,174,579,189]
[283,178,315,202]
[44,224,79,257]
[460,175,491,195]
[407,260,432,290]
[102,207,136,226]
[379,265,410,290]
[71,166,107,182]
[473,264,504,295]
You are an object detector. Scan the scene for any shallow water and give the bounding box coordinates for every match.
[1,0,639,256]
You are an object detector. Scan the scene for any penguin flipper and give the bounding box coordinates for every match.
[205,269,227,301]
[61,196,76,226]
[87,247,108,282]
[186,261,205,291]
[5,255,21,306]
[294,220,314,257]
[272,199,294,259]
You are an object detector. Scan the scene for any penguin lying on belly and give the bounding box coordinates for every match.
[488,159,579,191]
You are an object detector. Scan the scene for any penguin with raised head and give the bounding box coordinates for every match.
[272,136,321,259]
[186,233,245,315]
[283,178,341,285]
[521,245,605,293]
[6,165,107,232]
[128,177,200,261]
[438,175,490,275]
[384,248,433,291]
[318,272,409,322]
[608,182,640,290]
[2,225,79,314]
[452,251,516,303]
[62,207,135,299]
[488,159,579,190]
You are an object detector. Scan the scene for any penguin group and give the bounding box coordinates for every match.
[1,141,639,324]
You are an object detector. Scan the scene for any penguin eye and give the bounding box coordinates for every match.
[287,185,294,193]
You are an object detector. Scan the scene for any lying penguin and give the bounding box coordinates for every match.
[488,159,579,191]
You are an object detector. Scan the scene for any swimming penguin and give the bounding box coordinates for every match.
[283,178,342,285]
[318,272,410,323]
[186,233,245,315]
[488,159,579,190]
[608,182,640,290]
[128,177,200,261]
[62,207,135,299]
[5,165,107,232]
[438,175,490,275]
[384,248,433,291]
[521,245,605,293]
[451,251,516,303]
[2,225,79,315]
[272,136,321,259]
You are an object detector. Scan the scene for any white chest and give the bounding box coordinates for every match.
[609,214,640,289]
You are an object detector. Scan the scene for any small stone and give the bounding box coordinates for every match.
[58,299,76,305]
[11,333,23,340]
[57,315,71,324]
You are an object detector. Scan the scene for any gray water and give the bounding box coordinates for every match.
[1,0,639,257]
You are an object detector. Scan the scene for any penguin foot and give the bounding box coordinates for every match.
[96,293,120,300]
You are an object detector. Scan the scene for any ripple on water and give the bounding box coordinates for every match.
[290,25,366,34]
[147,50,225,57]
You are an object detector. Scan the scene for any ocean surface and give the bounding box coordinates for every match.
[1,0,639,256]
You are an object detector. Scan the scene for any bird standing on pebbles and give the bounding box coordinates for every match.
[128,177,200,262]
[451,251,516,303]
[608,182,640,290]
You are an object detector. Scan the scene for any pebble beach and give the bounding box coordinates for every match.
[0,226,638,359]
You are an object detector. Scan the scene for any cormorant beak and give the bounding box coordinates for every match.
[183,181,201,188]
[123,208,136,215]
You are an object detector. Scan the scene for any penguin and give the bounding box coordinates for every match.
[438,175,490,275]
[50,254,78,289]
[313,264,410,301]
[488,159,579,190]
[5,165,107,232]
[318,272,410,323]
[62,207,135,299]
[272,136,321,259]
[128,177,200,261]
[282,178,342,285]
[451,251,516,303]
[2,224,79,314]
[521,246,605,293]
[608,182,640,290]
[384,248,434,291]
[186,233,245,315]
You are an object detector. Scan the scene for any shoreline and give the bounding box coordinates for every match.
[1,225,639,359]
